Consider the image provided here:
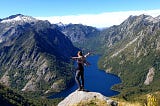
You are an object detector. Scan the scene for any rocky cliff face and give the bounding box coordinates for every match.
[0,14,78,94]
[58,91,118,106]
[144,67,155,85]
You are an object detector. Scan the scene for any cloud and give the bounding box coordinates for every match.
[36,9,160,28]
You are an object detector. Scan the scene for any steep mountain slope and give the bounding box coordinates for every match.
[58,24,102,53]
[99,14,160,99]
[0,83,63,106]
[0,83,36,106]
[0,14,78,95]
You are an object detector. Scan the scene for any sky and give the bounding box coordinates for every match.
[1,0,160,28]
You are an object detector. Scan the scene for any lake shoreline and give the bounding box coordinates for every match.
[49,55,121,99]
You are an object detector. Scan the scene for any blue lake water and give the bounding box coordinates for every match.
[49,55,121,98]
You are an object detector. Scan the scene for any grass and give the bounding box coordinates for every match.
[72,99,109,106]
[111,91,160,106]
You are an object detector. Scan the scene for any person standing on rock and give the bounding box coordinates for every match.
[72,51,90,91]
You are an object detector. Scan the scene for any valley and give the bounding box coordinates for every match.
[0,14,160,105]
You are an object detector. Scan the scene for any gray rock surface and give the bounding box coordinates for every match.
[144,67,155,85]
[58,90,118,106]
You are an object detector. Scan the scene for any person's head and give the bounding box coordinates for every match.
[77,51,83,56]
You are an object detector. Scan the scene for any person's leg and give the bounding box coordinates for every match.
[80,68,84,90]
[75,70,81,90]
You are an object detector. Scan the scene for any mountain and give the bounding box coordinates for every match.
[58,24,102,53]
[2,13,160,103]
[0,14,78,95]
[0,14,38,43]
[98,14,160,99]
[100,14,160,48]
[59,24,99,43]
[1,14,38,24]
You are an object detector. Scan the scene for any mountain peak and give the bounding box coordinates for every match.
[156,15,160,19]
[1,14,38,23]
[3,14,24,19]
[56,22,65,27]
[58,90,118,106]
[126,14,150,22]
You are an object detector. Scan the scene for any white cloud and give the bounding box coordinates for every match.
[36,9,160,28]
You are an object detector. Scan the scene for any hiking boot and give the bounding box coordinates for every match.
[77,86,84,91]
[80,86,85,91]
[77,87,82,91]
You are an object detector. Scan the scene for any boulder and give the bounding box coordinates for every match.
[58,90,118,106]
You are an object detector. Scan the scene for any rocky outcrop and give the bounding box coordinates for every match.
[0,71,10,86]
[144,67,155,85]
[58,91,118,106]
[21,77,37,91]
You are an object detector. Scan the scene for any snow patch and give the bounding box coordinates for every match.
[1,15,38,23]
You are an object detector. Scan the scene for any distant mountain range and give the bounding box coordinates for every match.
[58,24,99,42]
[1,14,160,103]
[55,23,102,53]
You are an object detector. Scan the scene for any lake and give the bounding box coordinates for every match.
[49,55,121,98]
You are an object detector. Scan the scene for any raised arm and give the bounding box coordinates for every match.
[84,52,90,58]
[71,56,81,60]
